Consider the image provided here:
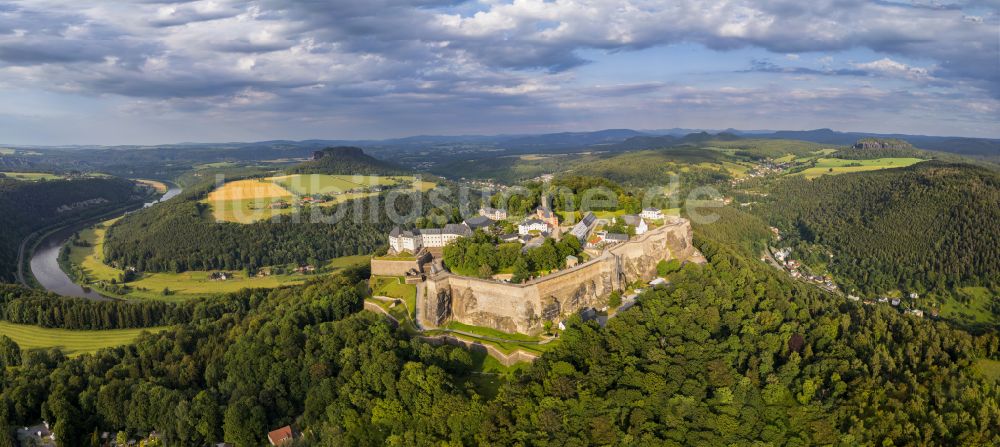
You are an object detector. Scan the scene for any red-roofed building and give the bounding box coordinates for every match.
[268,426,295,445]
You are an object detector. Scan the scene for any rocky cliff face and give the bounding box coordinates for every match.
[852,138,914,150]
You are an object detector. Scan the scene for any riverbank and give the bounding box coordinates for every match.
[62,215,370,301]
[23,182,181,299]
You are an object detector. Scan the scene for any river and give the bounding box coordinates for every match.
[28,185,182,300]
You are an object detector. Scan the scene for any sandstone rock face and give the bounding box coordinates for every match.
[419,218,703,335]
[852,138,913,151]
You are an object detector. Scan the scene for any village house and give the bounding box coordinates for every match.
[267,426,296,445]
[618,214,648,235]
[500,233,520,243]
[534,195,559,228]
[389,223,473,253]
[641,207,664,220]
[604,233,629,244]
[464,215,495,231]
[480,207,508,220]
[569,211,597,240]
[774,247,791,262]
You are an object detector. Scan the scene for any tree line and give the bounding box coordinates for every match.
[103,183,475,273]
[0,284,245,330]
[442,230,583,281]
[0,177,148,281]
[0,220,997,445]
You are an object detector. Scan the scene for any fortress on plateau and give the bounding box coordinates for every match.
[373,216,705,335]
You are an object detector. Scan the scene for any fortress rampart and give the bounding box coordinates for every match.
[419,218,703,334]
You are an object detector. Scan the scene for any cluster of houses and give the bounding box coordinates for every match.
[388,198,669,257]
[851,292,930,318]
[269,197,320,209]
[729,159,792,186]
[769,241,934,320]
[771,247,838,292]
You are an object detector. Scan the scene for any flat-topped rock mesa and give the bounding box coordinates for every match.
[293,146,406,175]
[852,138,914,151]
[420,218,704,335]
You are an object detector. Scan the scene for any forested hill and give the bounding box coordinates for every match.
[761,161,1000,294]
[102,184,450,273]
[0,177,148,282]
[1,222,998,445]
[290,146,407,175]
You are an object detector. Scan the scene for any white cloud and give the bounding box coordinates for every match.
[853,58,931,81]
[0,0,996,143]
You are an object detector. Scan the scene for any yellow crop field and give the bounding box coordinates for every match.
[202,175,436,223]
[206,179,294,201]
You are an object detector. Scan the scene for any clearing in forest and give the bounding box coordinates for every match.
[795,157,925,179]
[0,321,167,357]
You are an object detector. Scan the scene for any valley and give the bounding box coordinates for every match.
[0,131,996,447]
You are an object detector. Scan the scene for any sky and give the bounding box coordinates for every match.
[0,0,998,145]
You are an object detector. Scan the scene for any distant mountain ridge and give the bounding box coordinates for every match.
[5,128,997,172]
[756,129,999,158]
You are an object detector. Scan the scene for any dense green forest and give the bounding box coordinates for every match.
[0,284,244,330]
[760,162,1000,295]
[1,214,998,445]
[0,178,150,282]
[103,183,474,273]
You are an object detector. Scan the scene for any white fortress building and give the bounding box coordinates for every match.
[389,223,473,253]
[480,207,508,221]
[518,218,549,235]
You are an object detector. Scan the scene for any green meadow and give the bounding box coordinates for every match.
[0,321,167,357]
[795,157,925,179]
[66,218,370,301]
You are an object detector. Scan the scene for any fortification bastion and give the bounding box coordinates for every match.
[417,217,703,335]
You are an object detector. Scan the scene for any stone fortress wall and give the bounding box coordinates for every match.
[368,250,432,277]
[420,218,704,335]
